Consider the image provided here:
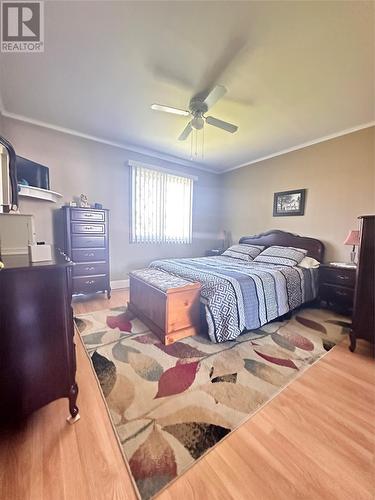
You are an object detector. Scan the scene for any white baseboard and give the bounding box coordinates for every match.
[110,279,129,290]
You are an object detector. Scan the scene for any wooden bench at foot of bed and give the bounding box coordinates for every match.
[128,268,201,345]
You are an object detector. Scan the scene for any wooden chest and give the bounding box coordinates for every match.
[128,268,201,345]
[62,206,111,298]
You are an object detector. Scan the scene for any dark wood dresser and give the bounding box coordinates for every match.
[319,264,356,315]
[350,215,375,352]
[0,252,79,424]
[62,207,111,298]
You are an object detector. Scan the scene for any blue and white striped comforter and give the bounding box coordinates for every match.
[150,255,318,343]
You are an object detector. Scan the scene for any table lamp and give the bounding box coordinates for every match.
[344,230,360,264]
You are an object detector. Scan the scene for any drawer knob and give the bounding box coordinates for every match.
[85,266,95,271]
[85,280,95,285]
[84,214,94,217]
[337,275,349,280]
[336,290,348,296]
[84,226,95,230]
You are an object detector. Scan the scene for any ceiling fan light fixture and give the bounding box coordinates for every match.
[191,116,204,130]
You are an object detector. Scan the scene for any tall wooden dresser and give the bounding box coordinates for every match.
[62,207,111,298]
[350,215,375,352]
[0,252,79,423]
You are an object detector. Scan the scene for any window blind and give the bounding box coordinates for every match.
[130,164,193,244]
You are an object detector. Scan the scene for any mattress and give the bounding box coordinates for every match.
[150,255,318,343]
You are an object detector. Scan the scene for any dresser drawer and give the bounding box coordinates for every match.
[72,275,108,294]
[70,210,105,222]
[73,262,108,277]
[320,283,354,305]
[319,268,356,288]
[71,223,105,234]
[72,248,107,262]
[72,235,105,248]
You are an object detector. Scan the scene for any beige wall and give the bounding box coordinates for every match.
[1,117,221,279]
[221,127,375,262]
[2,117,373,277]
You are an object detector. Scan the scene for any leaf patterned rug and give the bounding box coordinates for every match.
[75,306,349,500]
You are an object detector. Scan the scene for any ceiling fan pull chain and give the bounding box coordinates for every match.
[202,126,205,160]
[190,127,194,160]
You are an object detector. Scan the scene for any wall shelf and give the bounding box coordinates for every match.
[18,185,62,203]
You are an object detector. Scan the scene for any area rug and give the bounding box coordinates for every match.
[75,306,349,500]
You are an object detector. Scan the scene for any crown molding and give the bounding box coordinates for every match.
[221,121,375,173]
[0,108,219,174]
[1,96,373,176]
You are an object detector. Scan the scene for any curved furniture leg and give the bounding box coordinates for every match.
[107,288,111,299]
[349,330,356,352]
[67,382,80,424]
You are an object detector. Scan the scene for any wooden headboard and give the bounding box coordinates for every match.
[239,229,325,262]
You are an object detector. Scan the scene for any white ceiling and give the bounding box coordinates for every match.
[0,1,374,173]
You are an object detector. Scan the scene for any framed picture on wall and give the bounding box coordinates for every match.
[273,189,306,216]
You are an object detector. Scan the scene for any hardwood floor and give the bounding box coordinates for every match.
[1,290,374,500]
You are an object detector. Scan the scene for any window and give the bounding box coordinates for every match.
[130,163,193,244]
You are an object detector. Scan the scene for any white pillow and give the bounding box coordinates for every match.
[222,244,264,262]
[254,245,307,267]
[298,256,320,269]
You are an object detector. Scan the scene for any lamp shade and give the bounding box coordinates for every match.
[344,230,360,246]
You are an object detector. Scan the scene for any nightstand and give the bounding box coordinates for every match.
[319,264,356,316]
[205,249,223,257]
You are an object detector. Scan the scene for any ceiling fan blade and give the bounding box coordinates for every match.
[205,116,238,134]
[203,85,227,109]
[178,122,193,141]
[151,104,190,116]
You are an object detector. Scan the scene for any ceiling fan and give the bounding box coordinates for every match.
[151,85,238,141]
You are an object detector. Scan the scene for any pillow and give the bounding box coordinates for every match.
[222,244,264,262]
[298,256,320,269]
[253,245,307,267]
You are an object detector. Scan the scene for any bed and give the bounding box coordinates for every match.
[149,230,324,343]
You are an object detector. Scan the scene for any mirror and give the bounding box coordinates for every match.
[0,135,18,213]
